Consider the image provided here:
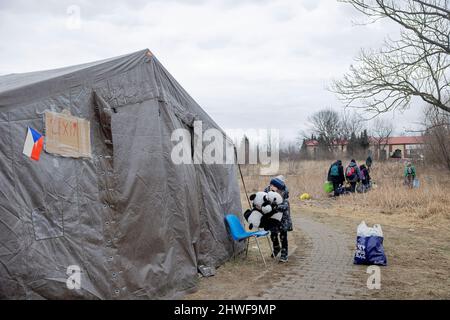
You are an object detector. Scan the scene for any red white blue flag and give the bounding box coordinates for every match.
[23,127,44,161]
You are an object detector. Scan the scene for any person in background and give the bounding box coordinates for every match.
[264,176,293,263]
[359,164,371,191]
[345,159,362,193]
[366,153,373,172]
[327,160,345,197]
[404,162,416,189]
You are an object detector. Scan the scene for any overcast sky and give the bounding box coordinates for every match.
[0,0,424,141]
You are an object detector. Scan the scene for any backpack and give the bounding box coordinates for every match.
[330,164,340,177]
[406,167,414,176]
[346,166,356,180]
[360,169,366,180]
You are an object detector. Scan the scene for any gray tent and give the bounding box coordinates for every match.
[0,49,243,299]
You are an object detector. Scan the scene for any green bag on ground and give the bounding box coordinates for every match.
[323,181,334,193]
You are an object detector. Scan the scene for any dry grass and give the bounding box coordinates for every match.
[302,208,450,299]
[187,160,450,300]
[240,160,450,228]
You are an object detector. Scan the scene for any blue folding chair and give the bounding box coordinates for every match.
[225,214,271,267]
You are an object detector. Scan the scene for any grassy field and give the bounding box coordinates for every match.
[239,160,450,299]
[186,160,450,300]
[240,160,450,229]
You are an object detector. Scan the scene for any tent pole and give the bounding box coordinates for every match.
[235,147,251,209]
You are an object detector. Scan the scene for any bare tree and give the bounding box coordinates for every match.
[333,0,450,114]
[308,109,342,155]
[340,110,365,140]
[297,131,314,160]
[423,105,450,169]
[279,139,302,173]
[279,138,301,161]
[371,118,394,160]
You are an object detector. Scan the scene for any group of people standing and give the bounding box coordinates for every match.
[256,159,418,265]
[244,157,419,265]
[327,158,372,197]
[327,156,419,196]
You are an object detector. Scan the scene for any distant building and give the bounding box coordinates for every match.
[304,136,425,159]
[369,136,425,159]
[304,139,348,158]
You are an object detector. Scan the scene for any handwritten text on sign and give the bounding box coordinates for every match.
[44,110,92,158]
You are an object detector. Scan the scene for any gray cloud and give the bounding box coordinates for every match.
[301,0,320,11]
[0,0,422,140]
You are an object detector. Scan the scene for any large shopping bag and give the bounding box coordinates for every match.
[354,221,387,266]
[323,181,334,193]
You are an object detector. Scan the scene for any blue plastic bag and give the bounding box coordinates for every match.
[354,222,387,266]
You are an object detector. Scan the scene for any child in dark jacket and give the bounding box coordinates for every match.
[346,159,363,193]
[360,165,371,186]
[264,176,293,263]
[328,160,345,197]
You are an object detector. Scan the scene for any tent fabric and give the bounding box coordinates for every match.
[0,49,243,299]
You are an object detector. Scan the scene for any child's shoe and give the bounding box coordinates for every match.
[279,250,288,263]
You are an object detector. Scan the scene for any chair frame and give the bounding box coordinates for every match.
[225,215,273,267]
[244,235,271,266]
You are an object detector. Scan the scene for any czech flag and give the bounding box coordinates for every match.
[23,127,44,161]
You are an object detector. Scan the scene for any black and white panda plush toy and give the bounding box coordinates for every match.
[259,191,284,230]
[266,191,284,221]
[243,192,272,230]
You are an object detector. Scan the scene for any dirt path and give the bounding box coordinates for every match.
[292,202,450,299]
[186,208,372,300]
[186,202,450,300]
[247,213,369,300]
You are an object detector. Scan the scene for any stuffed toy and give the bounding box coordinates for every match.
[266,191,283,220]
[260,191,283,229]
[251,192,273,214]
[243,192,272,230]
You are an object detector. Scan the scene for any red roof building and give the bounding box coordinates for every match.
[304,136,425,159]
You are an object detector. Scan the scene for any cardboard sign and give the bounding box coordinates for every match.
[44,110,92,158]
